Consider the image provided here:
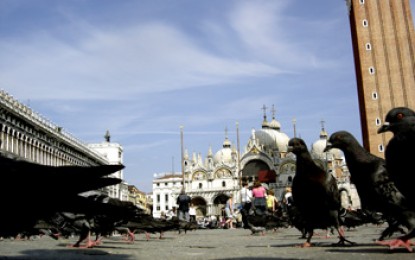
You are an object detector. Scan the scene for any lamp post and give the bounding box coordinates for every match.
[180,125,185,191]
[236,121,242,188]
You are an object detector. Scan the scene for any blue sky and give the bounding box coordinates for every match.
[2,0,414,193]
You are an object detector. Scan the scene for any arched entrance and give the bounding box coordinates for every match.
[191,196,207,218]
[212,193,230,218]
[242,159,273,183]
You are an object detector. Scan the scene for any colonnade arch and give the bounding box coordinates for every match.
[211,193,231,218]
[191,196,207,217]
[0,114,106,167]
[241,159,271,183]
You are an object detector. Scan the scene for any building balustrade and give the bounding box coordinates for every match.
[0,89,107,166]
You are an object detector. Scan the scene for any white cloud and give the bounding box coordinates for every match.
[228,0,343,69]
[0,20,283,100]
[0,0,346,102]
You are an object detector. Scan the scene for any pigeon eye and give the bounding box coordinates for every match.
[397,113,404,120]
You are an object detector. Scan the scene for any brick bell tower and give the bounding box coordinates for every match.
[346,0,415,158]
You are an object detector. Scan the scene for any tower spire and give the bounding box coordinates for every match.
[320,119,325,131]
[261,104,269,128]
[320,119,328,139]
[223,126,231,148]
[271,104,276,119]
[261,104,268,120]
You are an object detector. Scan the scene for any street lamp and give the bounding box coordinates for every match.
[180,125,185,191]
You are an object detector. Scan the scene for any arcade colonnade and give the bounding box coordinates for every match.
[0,90,108,167]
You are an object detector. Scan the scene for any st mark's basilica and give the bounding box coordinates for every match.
[152,107,361,219]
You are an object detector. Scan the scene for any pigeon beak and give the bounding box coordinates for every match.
[324,142,332,152]
[377,122,390,134]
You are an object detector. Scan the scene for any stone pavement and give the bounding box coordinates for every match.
[0,224,414,259]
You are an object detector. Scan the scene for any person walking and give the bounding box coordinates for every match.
[240,182,252,229]
[252,180,267,215]
[189,204,197,222]
[224,194,235,229]
[176,189,191,222]
[282,186,293,211]
[266,190,279,214]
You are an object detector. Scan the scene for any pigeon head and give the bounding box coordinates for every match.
[325,131,356,152]
[378,107,415,134]
[287,138,307,155]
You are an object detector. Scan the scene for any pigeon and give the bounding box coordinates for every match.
[285,203,307,239]
[89,197,143,245]
[246,214,290,236]
[325,131,415,251]
[250,226,266,236]
[126,215,180,240]
[41,194,144,248]
[0,153,123,238]
[178,220,199,234]
[376,107,415,251]
[0,155,123,195]
[377,107,415,202]
[340,209,385,230]
[288,137,353,247]
[54,211,94,248]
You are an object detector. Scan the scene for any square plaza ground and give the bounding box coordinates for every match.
[0,224,414,260]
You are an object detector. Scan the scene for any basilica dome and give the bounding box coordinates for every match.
[311,128,342,159]
[311,129,328,155]
[269,118,281,130]
[255,119,289,152]
[213,137,235,165]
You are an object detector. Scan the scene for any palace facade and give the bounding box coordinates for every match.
[0,90,127,199]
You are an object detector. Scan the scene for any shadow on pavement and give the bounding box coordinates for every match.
[2,249,132,260]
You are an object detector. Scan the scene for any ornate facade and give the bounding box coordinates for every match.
[152,106,360,219]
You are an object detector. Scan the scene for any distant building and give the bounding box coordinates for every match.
[346,0,415,157]
[145,192,153,214]
[152,173,184,218]
[88,131,127,201]
[152,106,360,219]
[128,185,150,213]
